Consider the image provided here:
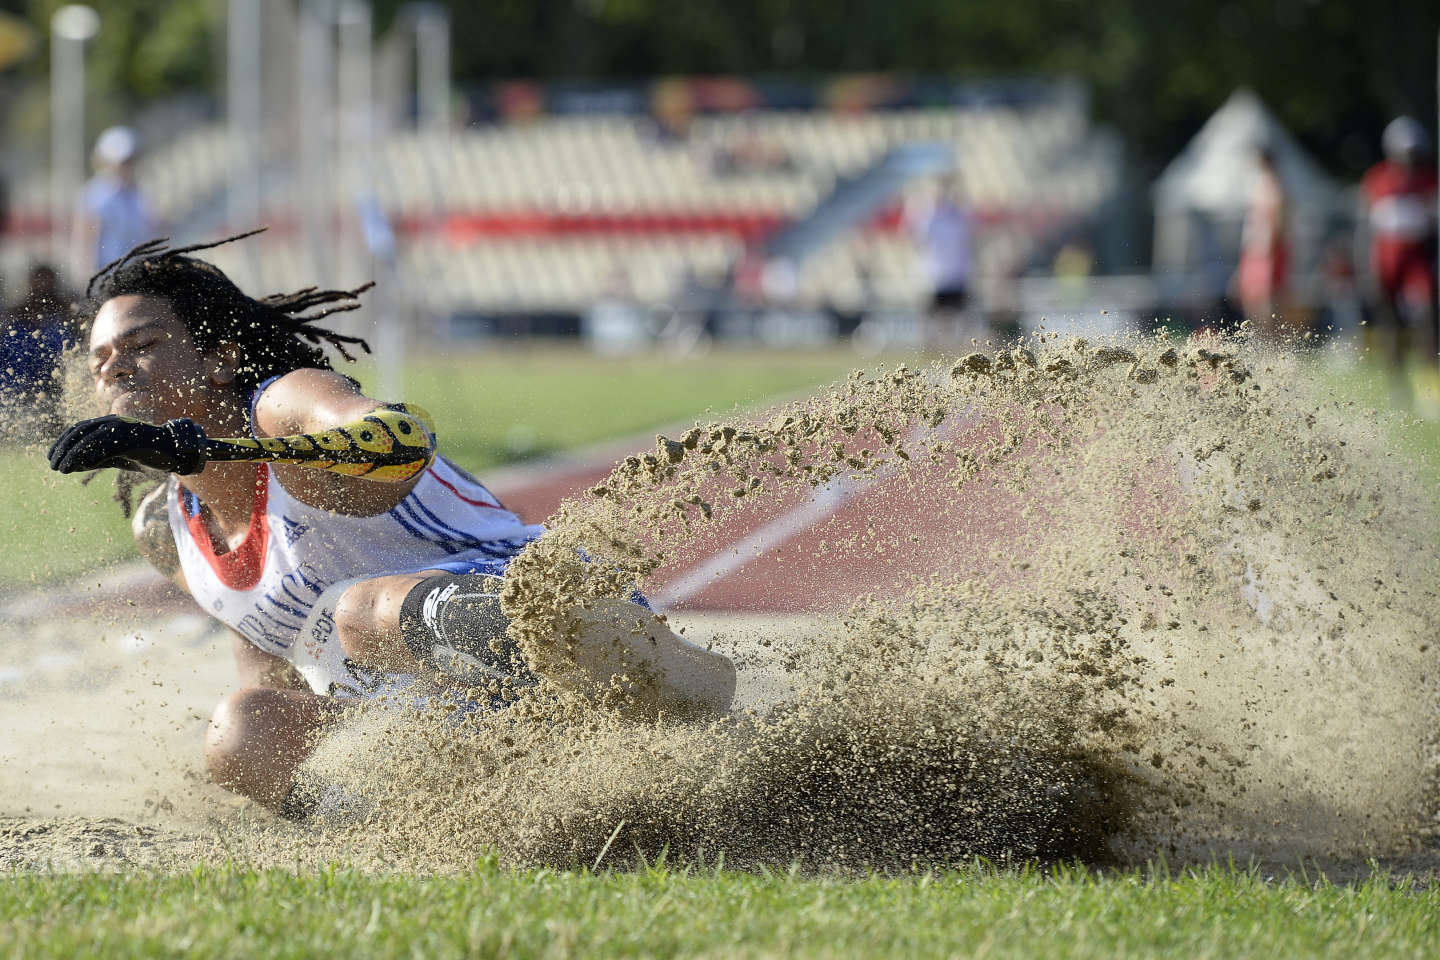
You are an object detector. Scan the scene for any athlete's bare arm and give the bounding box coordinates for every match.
[251,368,423,516]
[131,481,186,588]
[231,629,308,691]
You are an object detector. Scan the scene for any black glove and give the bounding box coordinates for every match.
[48,415,210,475]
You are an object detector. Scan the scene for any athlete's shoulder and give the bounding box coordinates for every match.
[252,368,368,436]
[254,368,366,409]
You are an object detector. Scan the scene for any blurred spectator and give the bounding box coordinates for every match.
[1233,147,1290,339]
[1358,116,1438,385]
[711,135,799,177]
[906,176,975,345]
[1316,240,1366,345]
[0,263,72,438]
[584,267,653,355]
[659,266,717,355]
[74,126,157,275]
[987,268,1023,343]
[1053,240,1096,301]
[649,80,694,143]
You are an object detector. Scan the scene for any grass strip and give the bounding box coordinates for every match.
[2,861,1437,960]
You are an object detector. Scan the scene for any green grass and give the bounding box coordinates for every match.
[1,347,866,588]
[1316,357,1440,483]
[382,345,867,468]
[2,861,1436,959]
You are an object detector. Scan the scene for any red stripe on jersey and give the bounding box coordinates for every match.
[184,466,270,591]
[430,468,503,509]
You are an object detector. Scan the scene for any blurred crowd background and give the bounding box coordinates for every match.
[0,0,1436,428]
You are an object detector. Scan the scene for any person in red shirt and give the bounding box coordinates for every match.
[1234,147,1290,339]
[1360,117,1438,375]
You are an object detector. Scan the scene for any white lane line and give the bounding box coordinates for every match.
[652,420,953,608]
[651,478,861,607]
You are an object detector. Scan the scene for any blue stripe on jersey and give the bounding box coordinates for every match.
[424,556,516,578]
[388,502,464,554]
[238,616,292,650]
[393,499,513,558]
[255,606,301,634]
[291,565,324,593]
[408,494,513,552]
[262,592,310,620]
[279,580,316,609]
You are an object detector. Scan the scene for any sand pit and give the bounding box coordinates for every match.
[0,582,225,869]
[0,603,809,871]
[5,331,1440,876]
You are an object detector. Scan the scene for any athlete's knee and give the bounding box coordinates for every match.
[205,688,336,808]
[333,576,413,663]
[204,688,270,788]
[332,579,380,656]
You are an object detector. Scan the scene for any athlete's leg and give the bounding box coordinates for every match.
[204,686,341,810]
[553,596,737,716]
[332,570,736,715]
[332,570,438,674]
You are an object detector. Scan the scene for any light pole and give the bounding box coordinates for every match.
[378,1,452,393]
[405,2,450,133]
[226,0,263,237]
[380,4,451,134]
[336,0,373,295]
[50,4,99,268]
[298,0,336,281]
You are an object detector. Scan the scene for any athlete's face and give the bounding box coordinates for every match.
[88,295,230,425]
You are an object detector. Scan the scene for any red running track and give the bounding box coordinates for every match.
[488,407,1185,615]
[487,418,1034,615]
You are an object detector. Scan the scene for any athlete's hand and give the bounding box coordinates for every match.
[48,415,209,475]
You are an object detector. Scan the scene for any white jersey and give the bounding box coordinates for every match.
[168,456,544,696]
[911,200,972,293]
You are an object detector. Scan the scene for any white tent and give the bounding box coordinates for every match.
[1153,88,1338,278]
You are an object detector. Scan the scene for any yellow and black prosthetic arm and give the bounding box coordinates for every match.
[205,404,438,482]
[50,406,437,481]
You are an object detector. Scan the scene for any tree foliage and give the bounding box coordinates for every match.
[26,0,215,98]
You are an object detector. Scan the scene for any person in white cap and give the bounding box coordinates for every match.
[73,125,158,274]
[1358,116,1438,410]
[906,174,977,347]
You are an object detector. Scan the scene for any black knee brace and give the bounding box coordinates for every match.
[399,573,536,684]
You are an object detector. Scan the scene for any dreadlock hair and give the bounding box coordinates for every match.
[82,229,374,400]
[79,229,375,516]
